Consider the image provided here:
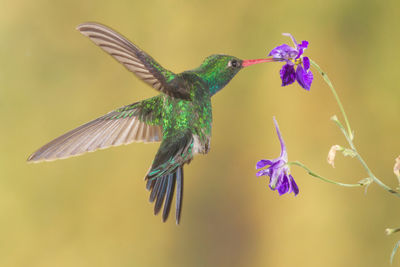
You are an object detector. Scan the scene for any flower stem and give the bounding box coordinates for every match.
[288,161,364,187]
[310,59,400,198]
[352,146,400,197]
[309,59,353,140]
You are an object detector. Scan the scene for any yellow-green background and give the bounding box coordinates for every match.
[1,0,400,266]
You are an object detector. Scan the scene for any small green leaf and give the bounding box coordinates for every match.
[330,115,339,122]
[358,177,373,186]
[390,240,400,264]
[357,177,373,194]
[342,148,356,158]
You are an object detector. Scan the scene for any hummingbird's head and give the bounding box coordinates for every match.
[195,54,276,95]
[195,55,242,95]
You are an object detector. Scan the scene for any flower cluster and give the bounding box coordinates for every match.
[269,33,313,90]
[256,117,299,196]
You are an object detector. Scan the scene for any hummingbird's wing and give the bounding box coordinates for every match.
[28,96,163,162]
[77,22,190,100]
[145,132,194,223]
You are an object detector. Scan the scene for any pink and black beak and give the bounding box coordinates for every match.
[241,57,280,67]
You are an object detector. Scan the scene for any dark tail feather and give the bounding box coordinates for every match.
[146,166,184,224]
[163,173,176,222]
[148,178,161,202]
[175,168,183,224]
[154,176,167,215]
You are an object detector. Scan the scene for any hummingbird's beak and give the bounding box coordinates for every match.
[242,57,279,67]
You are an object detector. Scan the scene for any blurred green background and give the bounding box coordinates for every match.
[1,0,400,266]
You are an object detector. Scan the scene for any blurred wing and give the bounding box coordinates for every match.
[77,22,190,99]
[28,96,163,162]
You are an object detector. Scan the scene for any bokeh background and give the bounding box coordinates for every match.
[1,0,400,266]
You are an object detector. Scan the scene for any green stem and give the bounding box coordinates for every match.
[352,146,400,197]
[310,59,400,198]
[289,161,364,187]
[309,59,353,140]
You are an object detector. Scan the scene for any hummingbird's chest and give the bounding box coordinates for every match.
[161,76,212,150]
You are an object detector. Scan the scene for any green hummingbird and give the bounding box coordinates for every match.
[28,22,275,224]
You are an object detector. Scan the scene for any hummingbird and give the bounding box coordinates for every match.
[28,22,276,224]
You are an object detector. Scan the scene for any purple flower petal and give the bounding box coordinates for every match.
[255,117,299,196]
[269,170,281,190]
[272,117,287,160]
[295,50,303,59]
[256,169,271,177]
[298,40,309,50]
[269,44,298,60]
[303,56,310,71]
[256,159,274,169]
[277,174,289,195]
[269,33,313,91]
[280,64,296,86]
[289,174,299,196]
[295,41,309,59]
[296,64,313,91]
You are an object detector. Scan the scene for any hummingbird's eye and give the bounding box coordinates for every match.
[228,59,239,68]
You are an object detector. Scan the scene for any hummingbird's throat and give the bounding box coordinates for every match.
[242,58,276,67]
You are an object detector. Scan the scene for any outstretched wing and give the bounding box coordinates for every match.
[28,96,163,162]
[77,22,190,100]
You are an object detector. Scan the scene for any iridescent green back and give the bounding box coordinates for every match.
[161,72,212,142]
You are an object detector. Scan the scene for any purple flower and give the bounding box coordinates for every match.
[256,117,299,196]
[269,33,313,90]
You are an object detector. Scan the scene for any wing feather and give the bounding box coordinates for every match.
[77,22,190,99]
[28,96,163,162]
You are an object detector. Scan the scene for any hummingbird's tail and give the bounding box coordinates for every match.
[146,167,183,224]
[145,132,194,224]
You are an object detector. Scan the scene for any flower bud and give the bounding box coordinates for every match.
[327,145,342,168]
[386,228,400,235]
[394,156,400,178]
[394,156,400,187]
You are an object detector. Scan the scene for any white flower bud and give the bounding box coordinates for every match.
[327,145,342,168]
[394,156,400,186]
